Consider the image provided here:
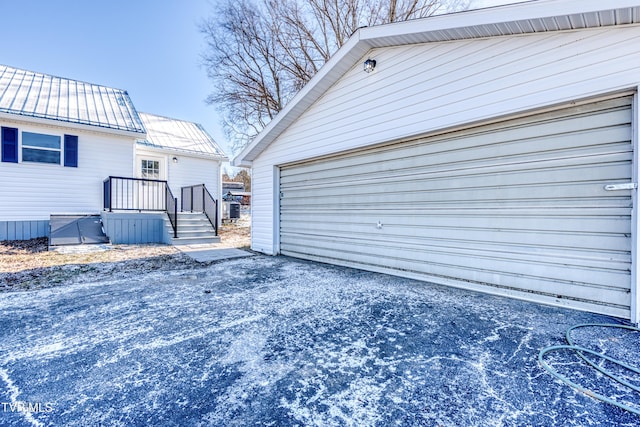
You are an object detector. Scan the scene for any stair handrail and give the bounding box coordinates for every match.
[165,186,178,238]
[180,184,218,236]
[201,185,219,236]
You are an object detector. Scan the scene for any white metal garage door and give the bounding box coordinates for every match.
[279,95,634,319]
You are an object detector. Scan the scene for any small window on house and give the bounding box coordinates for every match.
[22,132,61,164]
[141,159,160,179]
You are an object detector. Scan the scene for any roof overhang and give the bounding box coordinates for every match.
[0,111,146,139]
[232,0,640,167]
[135,141,229,162]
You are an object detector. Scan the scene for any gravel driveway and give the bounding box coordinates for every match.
[0,255,638,426]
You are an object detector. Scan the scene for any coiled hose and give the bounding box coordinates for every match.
[538,323,640,415]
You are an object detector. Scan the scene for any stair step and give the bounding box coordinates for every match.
[175,222,213,228]
[167,224,212,228]
[170,236,221,245]
[176,230,217,235]
[164,211,218,246]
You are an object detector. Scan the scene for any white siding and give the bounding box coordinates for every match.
[252,25,640,254]
[167,154,221,214]
[134,148,222,208]
[251,161,277,254]
[0,119,134,221]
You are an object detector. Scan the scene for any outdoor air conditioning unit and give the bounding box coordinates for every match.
[222,201,241,223]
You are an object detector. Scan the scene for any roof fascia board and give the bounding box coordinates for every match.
[136,142,229,162]
[0,111,146,139]
[361,0,640,45]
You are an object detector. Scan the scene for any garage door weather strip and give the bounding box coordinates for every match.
[538,323,640,416]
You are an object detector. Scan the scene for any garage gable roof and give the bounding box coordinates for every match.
[233,0,640,167]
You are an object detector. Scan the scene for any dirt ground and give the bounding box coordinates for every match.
[0,214,250,292]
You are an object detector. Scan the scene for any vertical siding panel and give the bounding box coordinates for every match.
[142,219,150,243]
[136,219,143,243]
[0,220,48,240]
[100,213,164,244]
[250,160,276,254]
[116,220,124,244]
[148,220,154,243]
[7,222,15,240]
[14,222,22,240]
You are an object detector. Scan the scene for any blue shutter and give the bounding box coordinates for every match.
[64,135,78,167]
[1,127,18,163]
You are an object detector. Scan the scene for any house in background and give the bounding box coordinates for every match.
[222,181,251,206]
[0,65,227,245]
[234,0,640,323]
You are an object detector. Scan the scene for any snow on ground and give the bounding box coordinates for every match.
[0,255,638,426]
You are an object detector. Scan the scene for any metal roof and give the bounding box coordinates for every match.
[137,112,227,159]
[233,0,640,167]
[0,65,145,134]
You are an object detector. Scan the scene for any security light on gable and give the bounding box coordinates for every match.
[364,58,376,73]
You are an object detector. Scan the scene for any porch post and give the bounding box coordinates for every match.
[174,197,178,238]
[109,177,113,212]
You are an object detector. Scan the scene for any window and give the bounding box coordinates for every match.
[1,127,18,163]
[141,159,160,179]
[22,132,61,164]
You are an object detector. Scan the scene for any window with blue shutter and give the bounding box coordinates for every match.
[64,135,78,167]
[1,127,18,163]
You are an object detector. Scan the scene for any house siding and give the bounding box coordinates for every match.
[250,161,277,254]
[251,25,640,254]
[167,155,222,213]
[0,119,134,222]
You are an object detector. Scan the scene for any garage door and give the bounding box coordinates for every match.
[279,95,634,319]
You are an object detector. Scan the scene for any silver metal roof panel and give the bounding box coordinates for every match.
[0,65,145,134]
[137,112,227,159]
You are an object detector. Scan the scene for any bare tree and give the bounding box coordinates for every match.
[233,169,252,192]
[201,0,286,149]
[201,0,469,152]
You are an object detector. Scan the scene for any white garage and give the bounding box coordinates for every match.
[280,95,633,318]
[234,0,640,322]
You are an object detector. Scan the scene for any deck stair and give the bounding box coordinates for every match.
[165,212,220,245]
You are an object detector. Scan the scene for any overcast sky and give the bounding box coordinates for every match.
[1,0,532,164]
